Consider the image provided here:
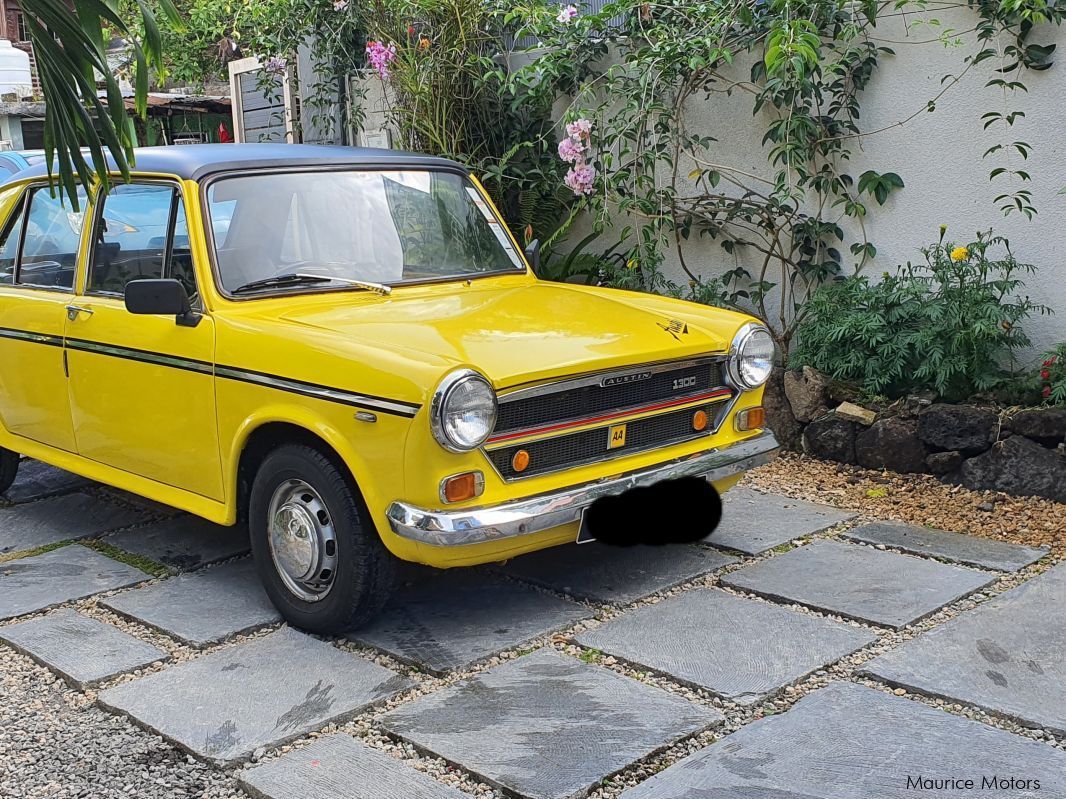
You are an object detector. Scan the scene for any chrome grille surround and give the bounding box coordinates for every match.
[485,356,735,481]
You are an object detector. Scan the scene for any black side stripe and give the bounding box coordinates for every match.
[1,329,420,418]
[65,337,213,375]
[213,366,420,417]
[0,325,64,348]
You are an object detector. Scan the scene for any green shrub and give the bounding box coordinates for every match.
[790,231,1047,401]
[1038,344,1066,405]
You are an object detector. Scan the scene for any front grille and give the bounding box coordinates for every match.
[488,402,724,480]
[495,359,725,434]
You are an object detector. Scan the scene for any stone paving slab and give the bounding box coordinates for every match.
[239,733,469,799]
[350,570,590,674]
[844,520,1047,572]
[0,492,152,556]
[0,608,167,689]
[98,626,411,765]
[704,488,855,555]
[618,681,1065,798]
[576,589,876,704]
[502,543,736,605]
[0,459,94,504]
[721,540,995,629]
[862,563,1066,736]
[104,515,250,573]
[0,545,151,621]
[381,648,719,799]
[101,559,280,646]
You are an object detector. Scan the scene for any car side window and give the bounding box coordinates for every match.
[0,193,26,285]
[19,186,87,290]
[88,183,197,304]
[89,183,175,295]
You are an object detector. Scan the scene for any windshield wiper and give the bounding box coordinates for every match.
[232,272,392,296]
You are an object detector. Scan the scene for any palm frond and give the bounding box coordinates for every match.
[20,0,183,209]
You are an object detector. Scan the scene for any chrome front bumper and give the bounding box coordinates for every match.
[386,430,779,547]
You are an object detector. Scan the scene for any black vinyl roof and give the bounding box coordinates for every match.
[14,143,465,182]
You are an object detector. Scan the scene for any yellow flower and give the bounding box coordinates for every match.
[950,246,969,262]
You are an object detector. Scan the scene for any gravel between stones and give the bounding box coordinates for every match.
[2,456,1064,799]
[746,452,1066,556]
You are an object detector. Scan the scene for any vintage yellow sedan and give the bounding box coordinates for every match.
[0,144,777,632]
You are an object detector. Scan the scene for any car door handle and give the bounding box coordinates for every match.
[65,304,94,321]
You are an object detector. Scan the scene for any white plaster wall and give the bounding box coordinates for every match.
[575,9,1066,358]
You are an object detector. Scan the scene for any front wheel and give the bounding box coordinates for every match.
[248,444,395,634]
[0,448,19,494]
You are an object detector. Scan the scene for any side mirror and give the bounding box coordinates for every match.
[524,238,541,275]
[125,279,201,328]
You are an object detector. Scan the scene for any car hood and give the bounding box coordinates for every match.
[272,280,747,390]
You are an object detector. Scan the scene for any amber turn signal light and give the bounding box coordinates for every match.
[692,409,709,432]
[735,406,766,431]
[511,449,531,473]
[440,471,484,503]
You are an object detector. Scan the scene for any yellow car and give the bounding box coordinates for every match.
[0,144,778,632]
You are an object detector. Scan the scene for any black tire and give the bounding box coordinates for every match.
[248,444,395,634]
[0,448,19,495]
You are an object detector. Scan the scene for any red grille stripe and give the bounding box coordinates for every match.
[487,388,733,445]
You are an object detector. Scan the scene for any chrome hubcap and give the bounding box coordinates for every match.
[267,479,337,602]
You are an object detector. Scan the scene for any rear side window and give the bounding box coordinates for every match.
[89,183,195,299]
[19,186,87,290]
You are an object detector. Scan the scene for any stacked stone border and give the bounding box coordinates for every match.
[765,366,1066,503]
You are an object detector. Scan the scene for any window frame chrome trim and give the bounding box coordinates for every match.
[198,164,529,302]
[84,178,202,307]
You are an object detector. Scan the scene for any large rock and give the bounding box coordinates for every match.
[925,450,962,474]
[917,404,997,455]
[783,365,830,422]
[1009,408,1066,447]
[958,435,1066,503]
[855,418,927,473]
[802,412,856,463]
[762,367,803,451]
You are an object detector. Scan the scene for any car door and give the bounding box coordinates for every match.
[0,182,87,453]
[65,180,224,500]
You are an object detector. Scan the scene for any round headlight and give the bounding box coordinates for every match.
[431,370,498,452]
[728,324,775,389]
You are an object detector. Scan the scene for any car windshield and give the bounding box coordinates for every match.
[206,169,526,295]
